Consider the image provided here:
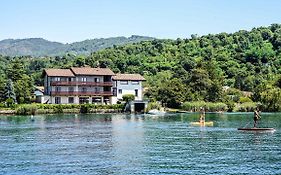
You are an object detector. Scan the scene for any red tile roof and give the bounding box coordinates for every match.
[44,69,75,77]
[113,74,146,81]
[70,67,115,76]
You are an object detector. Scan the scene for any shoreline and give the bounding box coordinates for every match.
[0,108,123,116]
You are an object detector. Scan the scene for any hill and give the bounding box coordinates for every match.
[0,35,154,56]
[0,24,280,111]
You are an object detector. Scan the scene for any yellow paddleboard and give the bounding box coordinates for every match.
[190,121,214,126]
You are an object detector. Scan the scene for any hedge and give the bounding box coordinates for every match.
[15,103,125,115]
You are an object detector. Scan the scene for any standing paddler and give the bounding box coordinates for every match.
[254,107,261,128]
[199,107,205,124]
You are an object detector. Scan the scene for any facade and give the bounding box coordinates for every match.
[43,67,145,105]
[111,74,146,104]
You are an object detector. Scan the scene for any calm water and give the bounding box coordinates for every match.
[0,113,281,175]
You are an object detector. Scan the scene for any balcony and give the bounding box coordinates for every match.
[51,81,113,86]
[51,91,113,96]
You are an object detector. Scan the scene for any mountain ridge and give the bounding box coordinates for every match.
[0,35,154,57]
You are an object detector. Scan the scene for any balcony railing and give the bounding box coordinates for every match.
[51,91,113,96]
[51,81,113,86]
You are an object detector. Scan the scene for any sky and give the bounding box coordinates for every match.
[1,0,281,43]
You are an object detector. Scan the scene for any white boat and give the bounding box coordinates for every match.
[147,109,166,115]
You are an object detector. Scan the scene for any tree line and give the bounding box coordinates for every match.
[0,24,281,111]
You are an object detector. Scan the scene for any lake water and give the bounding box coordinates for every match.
[0,113,281,175]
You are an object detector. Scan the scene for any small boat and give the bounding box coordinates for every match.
[190,121,214,126]
[147,109,166,115]
[237,128,275,132]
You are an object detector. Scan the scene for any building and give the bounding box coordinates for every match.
[33,86,45,103]
[111,74,146,104]
[42,67,145,105]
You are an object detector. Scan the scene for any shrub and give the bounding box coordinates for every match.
[6,98,15,107]
[14,103,125,114]
[234,102,257,112]
[206,102,228,112]
[80,104,90,113]
[147,102,161,111]
[53,105,63,114]
[181,101,228,112]
[225,101,235,112]
[181,101,206,112]
[16,104,37,115]
[239,97,253,103]
[122,94,135,102]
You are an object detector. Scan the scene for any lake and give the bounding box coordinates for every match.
[0,113,281,175]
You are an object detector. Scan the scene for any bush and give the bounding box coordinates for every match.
[206,102,228,112]
[181,101,206,112]
[225,101,235,112]
[13,103,125,114]
[181,101,228,112]
[234,102,257,112]
[239,97,253,103]
[16,104,37,115]
[53,105,63,114]
[147,102,161,111]
[122,94,135,102]
[80,104,90,113]
[6,98,15,107]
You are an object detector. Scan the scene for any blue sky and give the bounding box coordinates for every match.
[1,0,281,43]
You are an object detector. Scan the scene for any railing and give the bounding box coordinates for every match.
[51,81,113,86]
[51,91,113,96]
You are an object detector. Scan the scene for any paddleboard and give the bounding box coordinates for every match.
[237,128,275,131]
[190,121,214,126]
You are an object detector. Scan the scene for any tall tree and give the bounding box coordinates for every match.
[4,79,17,105]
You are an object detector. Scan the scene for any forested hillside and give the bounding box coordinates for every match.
[0,24,281,111]
[0,35,154,56]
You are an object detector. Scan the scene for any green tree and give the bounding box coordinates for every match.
[122,94,135,102]
[14,75,34,104]
[4,79,17,105]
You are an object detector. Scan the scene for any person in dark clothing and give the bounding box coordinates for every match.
[254,108,261,128]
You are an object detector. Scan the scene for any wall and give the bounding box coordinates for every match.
[114,80,143,101]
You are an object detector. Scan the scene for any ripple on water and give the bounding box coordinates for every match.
[0,113,281,175]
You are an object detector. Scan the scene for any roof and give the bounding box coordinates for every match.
[70,67,115,76]
[113,74,146,81]
[44,69,75,77]
[35,86,44,93]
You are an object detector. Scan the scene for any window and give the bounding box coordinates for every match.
[68,87,74,92]
[55,97,61,104]
[55,86,61,92]
[81,77,87,82]
[68,97,74,103]
[120,81,128,85]
[132,81,139,85]
[79,97,89,104]
[92,97,101,103]
[135,89,138,97]
[118,89,122,94]
[54,77,61,81]
[95,87,100,92]
[82,87,87,92]
[94,78,100,82]
[68,78,73,82]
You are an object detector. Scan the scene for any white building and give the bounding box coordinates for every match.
[111,74,146,104]
[43,67,145,105]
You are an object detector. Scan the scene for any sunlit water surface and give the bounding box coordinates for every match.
[0,113,281,175]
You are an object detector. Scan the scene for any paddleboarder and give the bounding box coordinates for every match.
[199,107,205,124]
[254,108,261,128]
